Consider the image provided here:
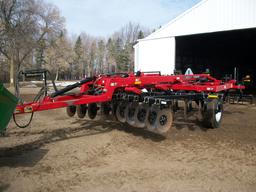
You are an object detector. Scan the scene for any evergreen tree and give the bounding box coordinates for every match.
[116,47,130,72]
[115,38,123,54]
[137,30,144,39]
[74,36,84,78]
[97,40,105,73]
[106,38,116,73]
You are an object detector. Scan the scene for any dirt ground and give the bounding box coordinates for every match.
[0,91,256,192]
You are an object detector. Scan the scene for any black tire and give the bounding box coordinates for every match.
[202,99,223,128]
[66,106,76,117]
[88,103,98,119]
[77,104,87,118]
[134,103,148,128]
[116,102,127,123]
[125,102,138,126]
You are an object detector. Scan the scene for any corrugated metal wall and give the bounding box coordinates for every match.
[134,0,256,76]
[147,0,256,39]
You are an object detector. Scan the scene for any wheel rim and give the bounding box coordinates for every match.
[155,108,173,134]
[125,102,138,126]
[145,105,159,131]
[137,108,147,122]
[201,99,223,128]
[116,102,127,123]
[215,112,222,122]
[134,104,148,128]
[159,115,168,126]
[128,107,136,118]
[215,102,223,122]
[148,111,157,125]
[77,104,87,118]
[66,106,76,117]
[120,106,125,117]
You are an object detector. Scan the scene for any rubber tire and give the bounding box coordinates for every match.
[134,103,148,128]
[202,99,223,128]
[88,103,98,119]
[116,102,127,123]
[77,104,87,118]
[125,102,138,126]
[66,106,76,117]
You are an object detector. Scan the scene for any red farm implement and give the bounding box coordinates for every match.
[0,69,248,135]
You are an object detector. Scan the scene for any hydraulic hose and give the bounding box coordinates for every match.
[13,69,58,128]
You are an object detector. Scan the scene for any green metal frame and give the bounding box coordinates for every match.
[0,84,18,134]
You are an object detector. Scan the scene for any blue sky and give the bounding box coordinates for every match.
[46,0,201,37]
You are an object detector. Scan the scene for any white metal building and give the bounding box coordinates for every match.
[134,0,256,81]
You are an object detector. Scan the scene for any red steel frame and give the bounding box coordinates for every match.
[14,73,244,114]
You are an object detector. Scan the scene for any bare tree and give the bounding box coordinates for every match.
[45,31,73,81]
[0,0,64,86]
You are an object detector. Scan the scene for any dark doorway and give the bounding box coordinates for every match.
[175,28,256,87]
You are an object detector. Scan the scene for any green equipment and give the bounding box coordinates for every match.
[0,83,18,134]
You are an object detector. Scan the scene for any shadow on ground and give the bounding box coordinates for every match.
[0,183,10,192]
[0,120,114,159]
[0,149,48,168]
[0,110,224,166]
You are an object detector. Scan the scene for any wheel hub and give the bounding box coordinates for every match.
[148,111,157,125]
[159,115,167,126]
[137,109,146,122]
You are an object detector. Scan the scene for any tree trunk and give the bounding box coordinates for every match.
[9,57,14,88]
[55,68,59,81]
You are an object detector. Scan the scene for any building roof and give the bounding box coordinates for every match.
[143,0,256,41]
